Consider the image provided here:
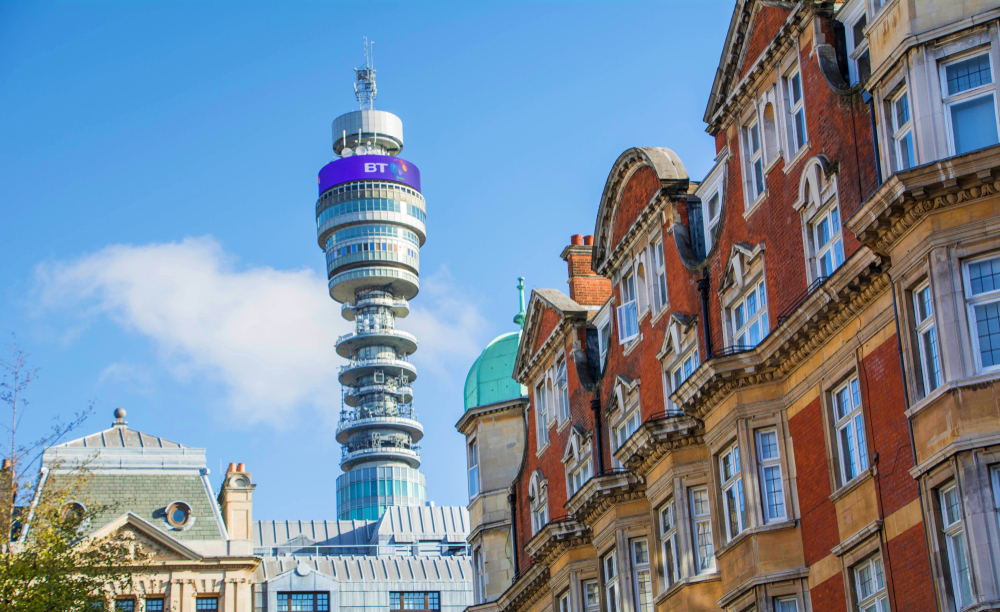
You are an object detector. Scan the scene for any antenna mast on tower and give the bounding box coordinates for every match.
[354,38,377,111]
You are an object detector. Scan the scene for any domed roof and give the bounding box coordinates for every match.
[464,277,529,411]
[464,331,527,410]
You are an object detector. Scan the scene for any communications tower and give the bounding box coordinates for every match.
[317,45,428,520]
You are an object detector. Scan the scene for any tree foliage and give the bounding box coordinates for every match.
[0,340,147,611]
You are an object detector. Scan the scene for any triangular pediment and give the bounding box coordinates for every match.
[85,512,202,562]
[721,242,765,294]
[514,289,587,381]
[657,313,698,360]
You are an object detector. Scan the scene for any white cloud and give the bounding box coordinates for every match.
[34,237,487,426]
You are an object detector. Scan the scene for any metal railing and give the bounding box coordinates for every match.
[339,356,416,375]
[341,445,420,460]
[335,328,418,347]
[775,275,829,326]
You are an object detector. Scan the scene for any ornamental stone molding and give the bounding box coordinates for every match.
[614,415,704,477]
[524,517,592,566]
[564,471,646,528]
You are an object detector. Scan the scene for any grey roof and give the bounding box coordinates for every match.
[254,506,471,549]
[55,425,186,449]
[256,555,472,583]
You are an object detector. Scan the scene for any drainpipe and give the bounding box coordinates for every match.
[507,489,519,576]
[592,397,605,474]
[698,269,714,358]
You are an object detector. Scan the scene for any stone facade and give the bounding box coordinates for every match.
[468,2,1000,612]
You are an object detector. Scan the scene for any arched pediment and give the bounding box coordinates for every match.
[592,148,689,275]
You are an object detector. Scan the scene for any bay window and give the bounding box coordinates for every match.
[603,551,621,612]
[719,443,747,542]
[943,52,999,156]
[940,484,974,609]
[631,540,652,612]
[617,271,639,344]
[912,282,941,396]
[690,487,715,573]
[833,377,869,484]
[891,89,915,171]
[756,429,786,523]
[659,500,679,590]
[964,253,1000,371]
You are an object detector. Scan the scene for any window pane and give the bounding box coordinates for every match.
[947,54,993,95]
[974,302,1000,367]
[970,257,1000,295]
[951,94,1000,155]
[853,14,867,46]
[145,601,165,612]
[895,93,910,128]
[764,465,785,518]
[758,431,778,460]
[791,73,801,103]
[795,110,806,148]
[899,132,914,170]
[754,160,764,195]
[695,521,714,569]
[751,124,760,152]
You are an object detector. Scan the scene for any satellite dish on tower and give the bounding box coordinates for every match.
[342,148,353,157]
[355,145,367,156]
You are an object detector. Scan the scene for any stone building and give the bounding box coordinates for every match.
[32,409,473,612]
[463,1,1000,612]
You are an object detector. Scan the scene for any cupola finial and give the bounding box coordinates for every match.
[513,277,526,328]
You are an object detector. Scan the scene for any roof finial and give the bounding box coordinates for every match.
[112,407,127,428]
[513,277,526,328]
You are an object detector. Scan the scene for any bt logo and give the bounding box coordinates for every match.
[364,163,389,172]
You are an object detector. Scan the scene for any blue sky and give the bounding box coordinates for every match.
[0,1,733,519]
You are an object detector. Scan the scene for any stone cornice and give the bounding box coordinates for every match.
[564,471,646,528]
[846,146,1000,256]
[456,397,529,434]
[674,248,889,421]
[495,561,550,612]
[614,415,704,477]
[523,517,592,566]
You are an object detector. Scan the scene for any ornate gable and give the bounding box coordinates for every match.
[720,242,765,294]
[513,289,588,383]
[656,313,699,360]
[85,512,202,562]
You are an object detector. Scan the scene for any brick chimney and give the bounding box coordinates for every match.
[561,234,611,306]
[218,462,255,543]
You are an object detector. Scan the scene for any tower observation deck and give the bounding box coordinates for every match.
[318,54,428,521]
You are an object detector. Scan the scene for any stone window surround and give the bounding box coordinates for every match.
[722,578,810,612]
[793,157,843,285]
[738,95,771,217]
[777,46,812,173]
[648,231,671,326]
[562,428,593,500]
[646,464,718,604]
[658,314,700,414]
[719,245,768,349]
[528,470,549,537]
[895,231,1000,419]
[593,518,652,612]
[817,352,872,495]
[872,26,1000,182]
[468,433,481,501]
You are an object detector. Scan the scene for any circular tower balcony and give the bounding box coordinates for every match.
[335,411,424,445]
[335,328,417,359]
[338,357,417,387]
[340,445,420,471]
[343,383,413,407]
[341,296,409,321]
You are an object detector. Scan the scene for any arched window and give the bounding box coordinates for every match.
[528,471,548,535]
[796,158,844,283]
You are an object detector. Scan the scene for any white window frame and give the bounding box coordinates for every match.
[844,5,870,86]
[940,484,974,610]
[755,429,786,523]
[617,271,639,344]
[535,380,549,448]
[991,466,1000,537]
[558,591,570,612]
[474,547,485,603]
[743,117,766,202]
[529,473,548,536]
[468,438,480,498]
[775,597,799,612]
[784,66,807,153]
[963,253,1000,373]
[730,278,769,348]
[631,539,652,612]
[596,305,612,372]
[941,50,1000,157]
[666,349,699,412]
[613,403,642,465]
[555,358,570,424]
[603,551,621,612]
[569,458,592,497]
[853,555,889,612]
[705,190,722,253]
[913,282,942,397]
[833,377,869,485]
[652,239,668,313]
[690,487,715,573]
[583,580,600,612]
[890,88,916,171]
[811,204,845,279]
[719,442,747,543]
[659,499,680,591]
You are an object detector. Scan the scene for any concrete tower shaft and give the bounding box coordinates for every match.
[316,107,428,521]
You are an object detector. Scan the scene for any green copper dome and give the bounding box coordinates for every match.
[464,277,529,411]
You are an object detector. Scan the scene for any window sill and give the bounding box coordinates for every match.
[829,467,874,504]
[557,418,571,434]
[783,141,812,174]
[650,304,670,327]
[714,519,797,558]
[765,153,783,176]
[905,369,1000,419]
[535,441,550,457]
[743,191,768,219]
[654,571,720,605]
[622,335,643,357]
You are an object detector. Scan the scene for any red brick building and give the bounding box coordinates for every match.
[460,2,1000,612]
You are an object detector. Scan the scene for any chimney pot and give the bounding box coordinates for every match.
[227,463,237,474]
[571,234,584,246]
[584,235,594,246]
[236,462,246,473]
